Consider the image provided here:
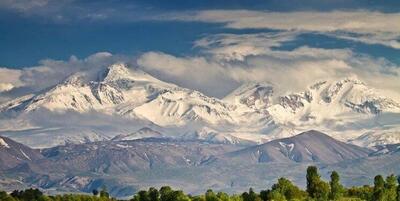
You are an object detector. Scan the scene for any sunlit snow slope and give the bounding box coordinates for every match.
[1,63,399,148]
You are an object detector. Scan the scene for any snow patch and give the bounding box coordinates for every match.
[305,147,313,156]
[279,142,294,152]
[115,144,132,149]
[20,149,31,160]
[279,141,295,158]
[1,63,400,148]
[0,138,10,148]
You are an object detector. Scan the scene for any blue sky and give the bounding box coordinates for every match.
[0,0,399,100]
[1,0,400,67]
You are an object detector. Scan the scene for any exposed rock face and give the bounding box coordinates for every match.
[2,130,400,198]
[0,136,43,170]
[223,130,371,164]
[1,63,400,148]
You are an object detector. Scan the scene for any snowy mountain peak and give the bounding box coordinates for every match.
[100,63,132,82]
[1,66,400,149]
[224,82,274,110]
[1,62,269,143]
[320,78,366,103]
[281,77,400,115]
[63,72,87,86]
[0,63,178,113]
[329,76,365,86]
[97,63,176,88]
[108,62,130,72]
[308,77,364,90]
[228,130,371,164]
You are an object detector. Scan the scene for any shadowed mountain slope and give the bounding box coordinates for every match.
[223,130,371,164]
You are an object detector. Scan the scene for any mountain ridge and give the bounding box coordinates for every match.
[1,63,400,148]
[0,135,44,170]
[0,130,394,198]
[221,130,371,164]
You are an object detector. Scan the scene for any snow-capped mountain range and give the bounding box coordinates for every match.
[1,63,399,148]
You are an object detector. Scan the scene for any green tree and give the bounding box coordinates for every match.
[385,175,398,201]
[307,166,320,197]
[314,180,330,201]
[37,195,52,201]
[149,187,160,201]
[268,191,286,201]
[160,186,174,201]
[242,188,260,201]
[397,176,400,201]
[217,192,230,201]
[230,194,243,201]
[0,191,16,201]
[100,188,110,199]
[192,195,207,201]
[259,190,270,201]
[346,185,373,201]
[158,186,190,201]
[136,190,150,201]
[172,190,191,201]
[270,177,307,200]
[10,188,43,201]
[92,189,99,196]
[373,175,385,201]
[206,189,221,201]
[306,166,329,200]
[329,171,344,200]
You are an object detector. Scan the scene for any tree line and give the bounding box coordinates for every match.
[1,166,400,201]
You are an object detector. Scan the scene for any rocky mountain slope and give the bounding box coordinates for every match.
[223,130,371,164]
[0,136,43,170]
[0,131,398,197]
[41,138,239,174]
[224,78,400,141]
[0,63,269,128]
[112,127,164,141]
[0,63,400,148]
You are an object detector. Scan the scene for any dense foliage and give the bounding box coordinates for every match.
[1,166,400,201]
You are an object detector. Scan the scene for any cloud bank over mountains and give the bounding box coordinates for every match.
[0,52,133,101]
[0,5,399,100]
[1,31,400,101]
[137,38,400,98]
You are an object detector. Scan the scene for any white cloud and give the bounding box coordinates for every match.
[150,10,400,93]
[137,32,400,97]
[137,52,238,97]
[195,31,300,61]
[168,10,400,49]
[0,0,76,23]
[326,32,400,49]
[0,0,50,11]
[175,10,400,33]
[17,52,117,90]
[0,68,23,86]
[195,32,353,61]
[0,83,14,92]
[0,52,134,102]
[0,0,153,23]
[1,34,399,102]
[161,11,400,92]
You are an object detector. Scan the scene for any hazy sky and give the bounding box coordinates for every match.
[0,0,399,100]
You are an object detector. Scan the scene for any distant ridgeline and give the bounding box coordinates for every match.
[1,166,400,201]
